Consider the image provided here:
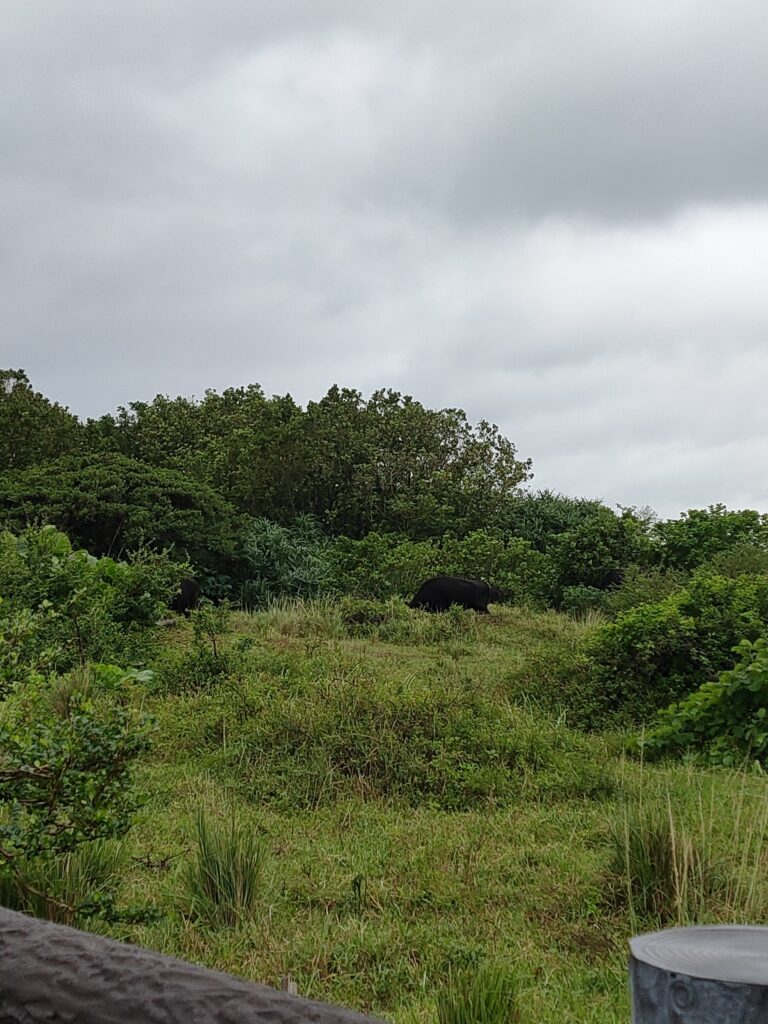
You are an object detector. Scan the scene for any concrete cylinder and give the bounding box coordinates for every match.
[630,925,768,1023]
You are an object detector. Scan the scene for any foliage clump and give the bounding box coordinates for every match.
[643,638,768,766]
[580,572,768,725]
[436,962,520,1024]
[0,525,180,684]
[0,664,153,919]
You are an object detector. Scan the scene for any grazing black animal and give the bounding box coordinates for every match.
[598,568,624,591]
[170,577,200,617]
[409,576,503,614]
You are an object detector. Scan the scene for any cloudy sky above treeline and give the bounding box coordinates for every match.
[3,0,768,518]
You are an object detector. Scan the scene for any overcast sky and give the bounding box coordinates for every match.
[3,1,768,518]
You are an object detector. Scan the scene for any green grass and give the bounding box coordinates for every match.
[0,839,124,926]
[180,808,269,927]
[437,962,520,1024]
[12,600,768,1023]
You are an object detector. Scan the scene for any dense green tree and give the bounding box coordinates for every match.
[0,454,246,586]
[300,387,531,537]
[0,370,80,472]
[86,383,532,537]
[652,505,768,571]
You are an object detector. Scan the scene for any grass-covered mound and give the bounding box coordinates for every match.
[153,603,615,809]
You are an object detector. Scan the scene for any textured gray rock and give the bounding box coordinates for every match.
[0,906,386,1023]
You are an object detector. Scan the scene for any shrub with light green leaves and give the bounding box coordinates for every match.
[0,525,182,680]
[0,664,154,918]
[643,638,768,766]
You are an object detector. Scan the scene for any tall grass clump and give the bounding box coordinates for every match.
[610,773,768,927]
[610,800,712,926]
[436,963,520,1024]
[0,840,124,926]
[181,808,268,927]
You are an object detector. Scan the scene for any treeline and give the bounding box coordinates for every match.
[2,367,768,610]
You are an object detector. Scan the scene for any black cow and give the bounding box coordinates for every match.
[409,576,503,614]
[170,577,200,617]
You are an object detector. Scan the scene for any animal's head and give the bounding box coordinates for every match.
[489,585,505,604]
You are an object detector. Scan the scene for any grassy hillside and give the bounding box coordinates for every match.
[69,602,768,1023]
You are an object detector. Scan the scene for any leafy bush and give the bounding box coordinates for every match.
[0,665,153,914]
[181,808,268,927]
[330,529,554,606]
[702,542,768,579]
[560,585,611,616]
[337,596,407,633]
[604,565,688,616]
[643,639,768,766]
[157,603,233,692]
[0,452,246,585]
[582,573,768,724]
[331,532,442,600]
[0,526,180,680]
[239,515,337,608]
[548,506,653,601]
[653,504,768,572]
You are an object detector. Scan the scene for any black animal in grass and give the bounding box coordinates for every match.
[170,577,200,617]
[409,575,504,614]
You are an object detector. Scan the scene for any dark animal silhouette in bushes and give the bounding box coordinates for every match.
[409,576,503,613]
[170,577,200,617]
[598,568,624,590]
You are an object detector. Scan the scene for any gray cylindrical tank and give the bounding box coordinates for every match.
[630,925,768,1022]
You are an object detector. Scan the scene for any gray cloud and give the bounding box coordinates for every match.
[2,0,768,518]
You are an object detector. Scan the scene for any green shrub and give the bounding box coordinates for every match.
[0,525,181,677]
[560,585,611,616]
[181,808,268,927]
[436,962,520,1024]
[239,515,337,608]
[604,566,688,616]
[643,638,768,766]
[702,542,768,579]
[582,573,768,725]
[331,532,442,600]
[337,596,408,634]
[0,665,153,895]
[331,529,554,607]
[0,452,246,584]
[652,505,768,572]
[157,603,233,692]
[548,506,653,600]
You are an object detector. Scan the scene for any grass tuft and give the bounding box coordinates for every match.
[181,808,268,927]
[0,840,124,926]
[436,962,520,1024]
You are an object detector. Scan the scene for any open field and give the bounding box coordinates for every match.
[80,603,768,1023]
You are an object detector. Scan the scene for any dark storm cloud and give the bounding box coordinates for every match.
[2,0,768,516]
